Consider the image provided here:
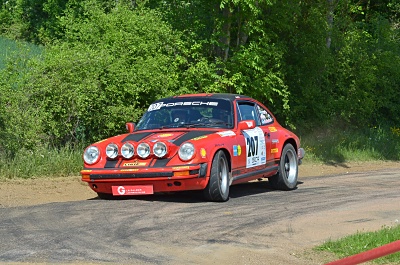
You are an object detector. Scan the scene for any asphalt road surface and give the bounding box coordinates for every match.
[1,168,400,265]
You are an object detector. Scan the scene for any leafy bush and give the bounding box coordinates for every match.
[26,3,189,146]
[300,123,400,163]
[0,37,44,158]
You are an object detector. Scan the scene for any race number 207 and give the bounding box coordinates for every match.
[244,127,266,168]
[246,136,258,157]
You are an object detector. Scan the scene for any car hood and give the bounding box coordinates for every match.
[120,130,217,146]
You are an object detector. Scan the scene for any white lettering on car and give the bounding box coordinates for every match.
[148,102,164,111]
[148,101,219,111]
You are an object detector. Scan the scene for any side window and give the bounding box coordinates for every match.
[257,104,274,125]
[237,102,260,126]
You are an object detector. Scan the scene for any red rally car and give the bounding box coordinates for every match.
[81,93,305,202]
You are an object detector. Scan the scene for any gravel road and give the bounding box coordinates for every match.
[0,164,399,265]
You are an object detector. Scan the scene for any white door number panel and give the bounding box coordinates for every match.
[243,127,266,168]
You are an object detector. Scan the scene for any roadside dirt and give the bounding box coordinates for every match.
[0,160,399,265]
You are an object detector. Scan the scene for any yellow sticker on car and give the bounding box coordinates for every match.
[200,148,207,158]
[123,161,147,166]
[158,133,173,138]
[193,135,208,141]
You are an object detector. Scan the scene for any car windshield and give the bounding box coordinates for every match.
[135,98,234,130]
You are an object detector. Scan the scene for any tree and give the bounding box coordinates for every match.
[25,2,188,145]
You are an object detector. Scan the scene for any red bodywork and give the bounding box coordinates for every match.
[80,93,304,197]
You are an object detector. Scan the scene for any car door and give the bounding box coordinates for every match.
[255,103,277,164]
[231,100,272,183]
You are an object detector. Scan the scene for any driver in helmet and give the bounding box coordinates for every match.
[212,108,230,123]
[171,109,188,123]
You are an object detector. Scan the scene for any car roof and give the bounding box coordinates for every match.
[157,93,253,102]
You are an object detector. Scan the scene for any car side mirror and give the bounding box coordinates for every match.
[126,122,135,133]
[238,120,256,130]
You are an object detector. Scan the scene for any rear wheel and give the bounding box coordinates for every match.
[269,143,298,190]
[203,150,230,202]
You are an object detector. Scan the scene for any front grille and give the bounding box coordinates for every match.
[90,172,174,180]
[90,170,201,180]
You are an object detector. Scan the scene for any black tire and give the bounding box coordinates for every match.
[97,192,115,200]
[203,150,230,202]
[269,143,298,190]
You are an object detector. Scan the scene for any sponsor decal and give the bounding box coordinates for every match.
[148,101,219,111]
[245,121,253,127]
[123,160,147,167]
[269,126,277,132]
[200,148,207,158]
[148,102,164,111]
[172,166,190,170]
[192,135,208,141]
[158,133,173,138]
[272,139,279,144]
[243,127,267,168]
[258,106,273,125]
[217,130,236,137]
[112,185,154,196]
[117,186,126,195]
[120,169,139,172]
[271,148,279,153]
[233,145,242,156]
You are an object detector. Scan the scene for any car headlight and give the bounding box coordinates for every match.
[121,142,135,159]
[137,143,150,158]
[106,143,119,159]
[83,146,100,165]
[179,142,195,161]
[153,142,168,158]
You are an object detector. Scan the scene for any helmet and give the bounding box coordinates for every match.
[171,109,188,123]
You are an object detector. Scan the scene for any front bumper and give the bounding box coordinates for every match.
[81,163,208,194]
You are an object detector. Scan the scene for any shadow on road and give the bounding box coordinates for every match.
[89,179,305,203]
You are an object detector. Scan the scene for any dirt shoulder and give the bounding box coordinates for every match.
[1,160,399,208]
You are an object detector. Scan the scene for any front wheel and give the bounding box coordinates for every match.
[269,143,298,190]
[203,150,230,202]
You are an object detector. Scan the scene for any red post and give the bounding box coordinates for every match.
[325,240,400,265]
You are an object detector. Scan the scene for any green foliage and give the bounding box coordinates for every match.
[26,2,187,146]
[300,124,400,163]
[0,36,42,69]
[316,225,400,264]
[148,0,291,120]
[0,145,82,179]
[0,38,44,158]
[0,0,400,175]
[0,0,68,43]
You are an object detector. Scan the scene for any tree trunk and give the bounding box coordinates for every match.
[326,0,335,48]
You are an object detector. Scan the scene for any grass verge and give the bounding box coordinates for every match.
[0,125,400,179]
[315,225,400,264]
[298,125,400,163]
[0,146,83,179]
